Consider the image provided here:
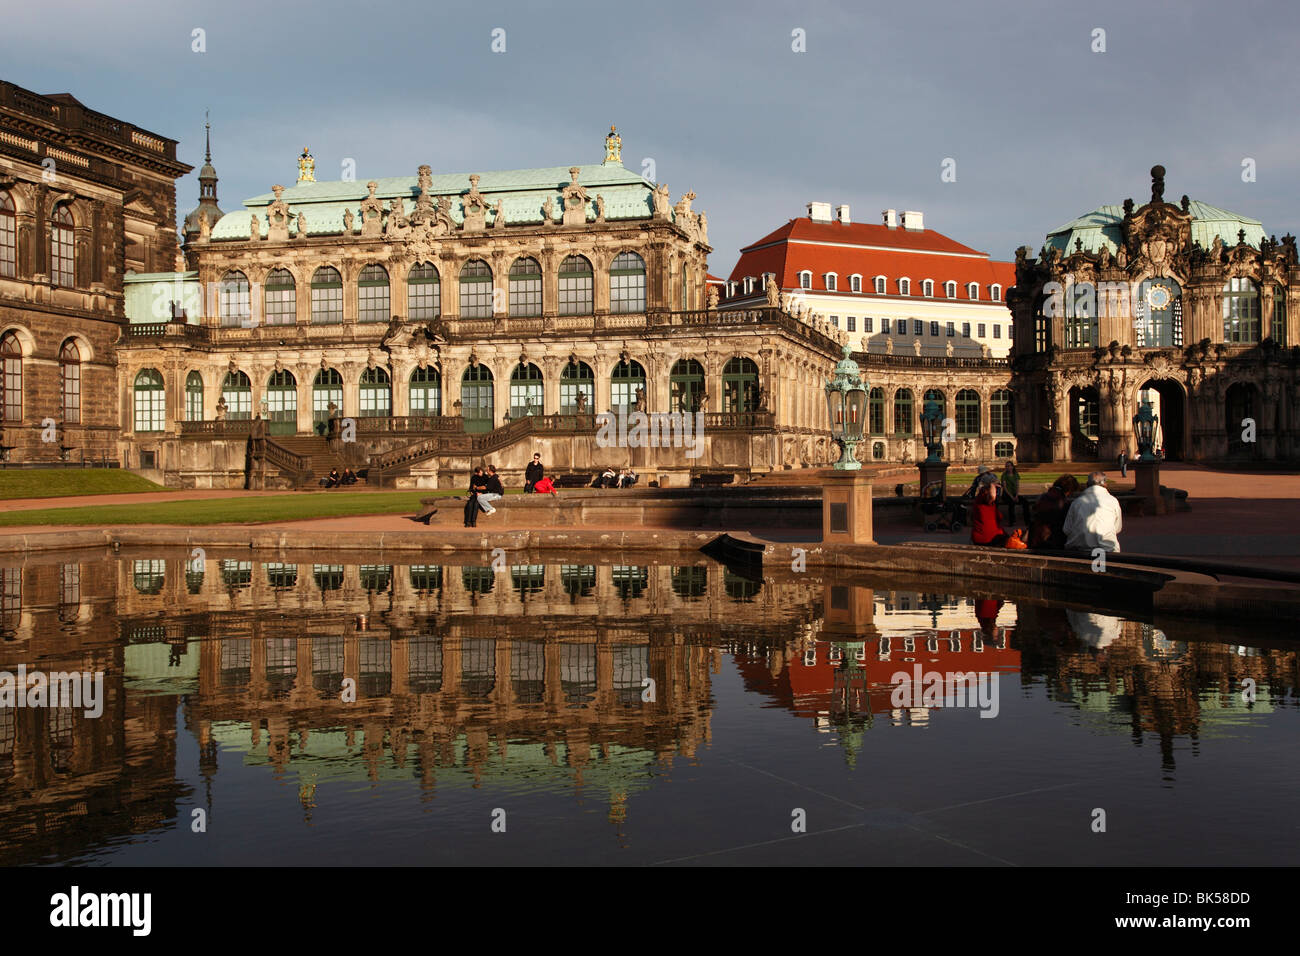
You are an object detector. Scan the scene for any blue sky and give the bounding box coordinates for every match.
[7,0,1298,272]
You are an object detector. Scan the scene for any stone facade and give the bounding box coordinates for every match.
[0,81,190,463]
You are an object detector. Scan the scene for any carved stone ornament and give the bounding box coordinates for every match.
[295,210,308,238]
[266,185,291,242]
[594,194,606,223]
[359,181,385,238]
[562,167,589,226]
[652,183,671,220]
[542,196,555,222]
[250,213,261,241]
[386,196,410,238]
[343,207,355,233]
[462,174,489,233]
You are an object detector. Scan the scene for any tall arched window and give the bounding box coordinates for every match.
[0,191,15,278]
[1223,277,1260,344]
[133,369,166,432]
[990,388,1014,434]
[357,264,390,323]
[955,388,980,437]
[358,367,391,417]
[508,257,542,317]
[559,360,594,414]
[409,365,441,418]
[50,203,74,287]
[558,254,593,315]
[408,262,440,320]
[221,370,252,419]
[185,371,204,421]
[722,357,759,413]
[310,266,343,324]
[218,271,251,327]
[459,260,493,318]
[312,369,343,430]
[670,359,705,412]
[59,339,80,424]
[868,387,885,435]
[893,388,914,436]
[509,363,544,417]
[611,359,646,413]
[461,364,494,433]
[264,268,296,326]
[266,369,297,434]
[610,251,646,314]
[1,332,22,422]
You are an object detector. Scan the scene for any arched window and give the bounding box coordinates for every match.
[509,362,544,417]
[944,281,956,298]
[868,387,885,435]
[967,282,979,300]
[1272,284,1288,348]
[358,366,391,417]
[409,365,441,418]
[670,359,705,413]
[133,368,166,432]
[266,369,297,434]
[898,278,911,296]
[407,262,440,320]
[990,388,1014,434]
[1,332,22,422]
[991,284,1002,302]
[610,251,646,314]
[560,360,594,414]
[825,273,838,291]
[310,266,343,324]
[559,254,593,315]
[611,359,647,414]
[893,388,914,436]
[922,279,934,297]
[874,276,886,294]
[357,264,390,323]
[508,257,542,317]
[59,339,80,424]
[218,271,251,327]
[955,389,980,437]
[50,203,74,287]
[461,364,494,433]
[185,371,204,421]
[722,357,759,413]
[0,191,15,278]
[221,370,252,420]
[459,260,493,318]
[312,369,343,430]
[264,269,296,326]
[1223,278,1260,343]
[799,270,812,290]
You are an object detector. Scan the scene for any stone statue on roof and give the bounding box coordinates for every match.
[766,276,780,306]
[652,183,671,220]
[359,181,384,238]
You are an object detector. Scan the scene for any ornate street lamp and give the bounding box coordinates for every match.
[919,398,945,463]
[824,345,867,470]
[1133,400,1159,461]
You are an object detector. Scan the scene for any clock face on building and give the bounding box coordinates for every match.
[1147,284,1172,310]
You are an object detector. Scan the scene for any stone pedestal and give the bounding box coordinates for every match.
[916,459,949,499]
[1132,459,1165,515]
[821,470,875,545]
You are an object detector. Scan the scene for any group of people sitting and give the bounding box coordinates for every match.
[463,465,505,527]
[590,467,638,489]
[320,467,359,488]
[966,461,1123,553]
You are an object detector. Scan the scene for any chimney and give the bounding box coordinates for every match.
[882,209,897,229]
[836,204,851,224]
[807,201,833,223]
[902,210,924,231]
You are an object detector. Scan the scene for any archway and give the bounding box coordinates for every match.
[1225,382,1260,459]
[1138,378,1185,461]
[1068,385,1100,460]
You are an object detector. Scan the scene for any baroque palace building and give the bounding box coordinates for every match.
[1009,165,1300,463]
[117,127,852,488]
[0,81,190,463]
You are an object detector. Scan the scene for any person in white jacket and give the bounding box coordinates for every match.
[1064,472,1123,552]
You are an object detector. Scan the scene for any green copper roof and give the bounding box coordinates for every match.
[210,162,658,241]
[1046,201,1267,257]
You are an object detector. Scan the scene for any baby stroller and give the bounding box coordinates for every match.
[919,480,964,533]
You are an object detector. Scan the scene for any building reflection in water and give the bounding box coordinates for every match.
[0,551,1295,863]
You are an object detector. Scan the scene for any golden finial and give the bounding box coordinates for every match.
[297,146,316,184]
[604,125,621,165]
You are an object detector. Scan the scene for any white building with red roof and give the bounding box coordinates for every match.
[722,202,1016,357]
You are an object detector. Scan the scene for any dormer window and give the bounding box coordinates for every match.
[874,276,886,294]
[922,279,934,297]
[898,278,911,296]
[945,280,957,298]
[850,274,862,293]
[825,273,837,291]
[799,270,812,290]
[967,282,979,300]
[991,284,1002,302]
[743,276,754,295]
[727,280,737,297]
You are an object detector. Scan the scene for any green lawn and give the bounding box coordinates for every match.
[0,491,430,527]
[0,469,169,500]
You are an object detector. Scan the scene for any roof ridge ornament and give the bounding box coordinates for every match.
[1150,164,1165,205]
[605,125,621,165]
[298,146,315,184]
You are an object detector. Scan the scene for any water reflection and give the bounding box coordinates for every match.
[0,550,1294,865]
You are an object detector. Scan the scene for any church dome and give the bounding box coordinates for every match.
[1046,200,1265,257]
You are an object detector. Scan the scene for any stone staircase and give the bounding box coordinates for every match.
[257,435,371,488]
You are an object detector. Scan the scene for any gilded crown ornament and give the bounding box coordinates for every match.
[297,146,315,184]
[604,125,621,164]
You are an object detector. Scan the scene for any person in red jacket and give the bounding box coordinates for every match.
[970,482,1009,547]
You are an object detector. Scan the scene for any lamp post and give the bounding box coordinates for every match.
[916,396,950,503]
[1131,399,1165,513]
[1133,400,1159,461]
[824,345,867,471]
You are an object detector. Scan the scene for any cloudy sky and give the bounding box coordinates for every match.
[7,0,1299,272]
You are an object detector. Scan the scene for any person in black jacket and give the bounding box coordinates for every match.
[478,465,505,515]
[464,467,487,527]
[524,453,544,493]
